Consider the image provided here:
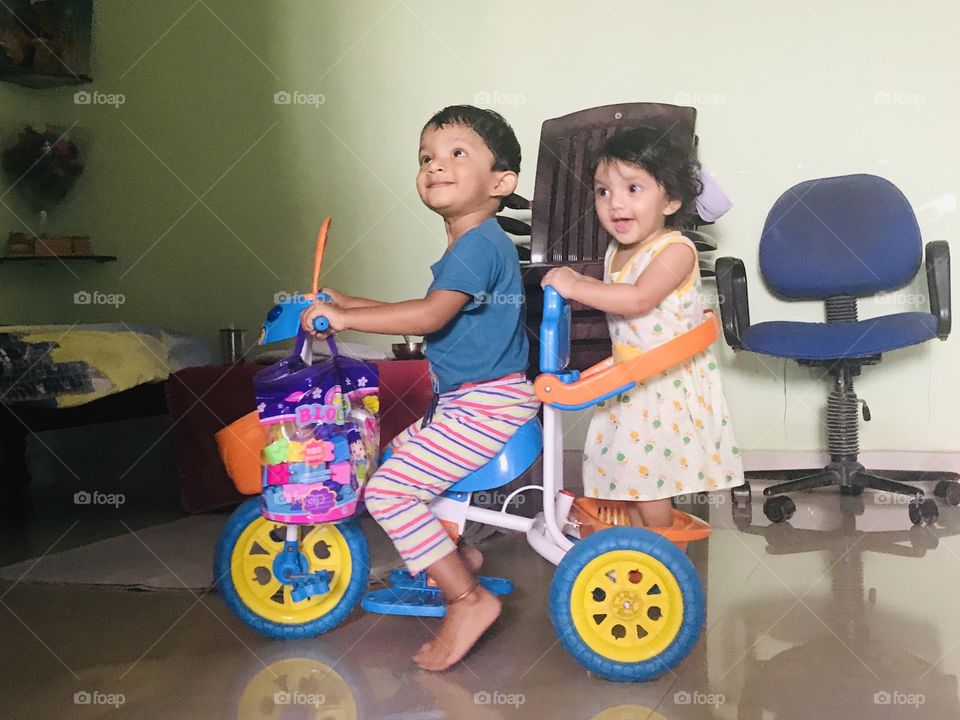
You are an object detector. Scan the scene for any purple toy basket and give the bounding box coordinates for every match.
[253,331,380,524]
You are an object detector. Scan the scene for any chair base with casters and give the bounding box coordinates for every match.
[748,357,959,525]
[717,173,959,525]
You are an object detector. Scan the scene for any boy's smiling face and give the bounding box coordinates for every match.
[416,123,507,217]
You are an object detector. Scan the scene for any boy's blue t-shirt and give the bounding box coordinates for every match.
[424,217,529,393]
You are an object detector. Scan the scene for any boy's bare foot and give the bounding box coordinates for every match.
[413,585,502,671]
[459,544,483,574]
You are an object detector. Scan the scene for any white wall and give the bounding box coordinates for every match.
[300,0,959,454]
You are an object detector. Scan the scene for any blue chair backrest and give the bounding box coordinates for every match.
[539,286,570,373]
[759,174,922,299]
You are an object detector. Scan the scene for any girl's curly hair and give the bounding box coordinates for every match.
[593,127,702,229]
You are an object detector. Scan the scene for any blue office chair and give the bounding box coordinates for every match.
[716,173,958,525]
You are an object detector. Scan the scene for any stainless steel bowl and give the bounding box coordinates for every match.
[391,338,424,360]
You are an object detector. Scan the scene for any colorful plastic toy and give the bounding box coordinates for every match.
[215,219,717,681]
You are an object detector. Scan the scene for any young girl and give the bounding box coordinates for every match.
[542,127,744,527]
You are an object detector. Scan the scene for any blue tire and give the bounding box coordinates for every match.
[214,497,369,639]
[549,527,705,681]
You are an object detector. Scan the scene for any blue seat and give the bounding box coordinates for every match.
[447,417,543,493]
[741,313,939,360]
[716,173,956,519]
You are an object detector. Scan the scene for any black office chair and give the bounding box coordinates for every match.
[716,173,959,525]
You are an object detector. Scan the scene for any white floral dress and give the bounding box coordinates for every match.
[582,231,745,501]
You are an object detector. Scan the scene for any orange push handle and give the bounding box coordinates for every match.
[311,217,332,296]
[535,311,720,408]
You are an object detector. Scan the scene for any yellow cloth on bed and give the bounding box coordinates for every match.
[2,326,178,408]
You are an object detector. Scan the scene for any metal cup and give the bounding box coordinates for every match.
[219,327,247,364]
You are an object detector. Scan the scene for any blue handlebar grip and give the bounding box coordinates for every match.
[312,292,332,332]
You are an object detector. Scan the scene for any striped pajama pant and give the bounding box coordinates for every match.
[364,373,540,573]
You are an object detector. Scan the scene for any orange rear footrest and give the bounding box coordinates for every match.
[571,497,711,551]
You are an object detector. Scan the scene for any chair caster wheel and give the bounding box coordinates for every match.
[909,498,938,526]
[731,481,751,508]
[934,480,960,506]
[909,524,939,550]
[732,504,752,528]
[840,485,863,496]
[763,496,795,523]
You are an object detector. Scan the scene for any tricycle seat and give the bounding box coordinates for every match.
[446,416,543,493]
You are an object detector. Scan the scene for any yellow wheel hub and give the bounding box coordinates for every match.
[230,518,353,625]
[570,549,684,663]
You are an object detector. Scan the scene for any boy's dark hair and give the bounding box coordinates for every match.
[423,105,521,175]
[593,127,702,229]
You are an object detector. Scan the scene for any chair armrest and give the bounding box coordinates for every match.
[715,256,750,350]
[926,240,951,339]
[497,215,531,236]
[686,229,718,254]
[503,193,530,210]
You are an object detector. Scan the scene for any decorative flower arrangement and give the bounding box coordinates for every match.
[2,125,83,210]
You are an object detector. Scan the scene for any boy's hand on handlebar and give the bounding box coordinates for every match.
[319,287,351,309]
[541,266,583,298]
[301,301,347,338]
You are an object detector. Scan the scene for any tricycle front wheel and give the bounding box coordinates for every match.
[214,497,369,638]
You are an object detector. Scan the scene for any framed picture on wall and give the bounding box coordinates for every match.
[0,0,92,88]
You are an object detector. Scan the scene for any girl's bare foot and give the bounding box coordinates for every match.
[413,585,502,671]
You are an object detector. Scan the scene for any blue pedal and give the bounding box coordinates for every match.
[362,570,514,617]
[289,570,331,602]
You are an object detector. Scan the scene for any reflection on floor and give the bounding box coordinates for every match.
[3,479,960,719]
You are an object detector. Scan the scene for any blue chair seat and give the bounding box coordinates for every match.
[742,312,938,360]
[447,417,543,493]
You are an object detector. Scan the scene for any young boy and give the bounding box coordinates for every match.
[301,106,539,671]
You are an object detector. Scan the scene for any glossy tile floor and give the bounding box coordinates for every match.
[4,458,960,718]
